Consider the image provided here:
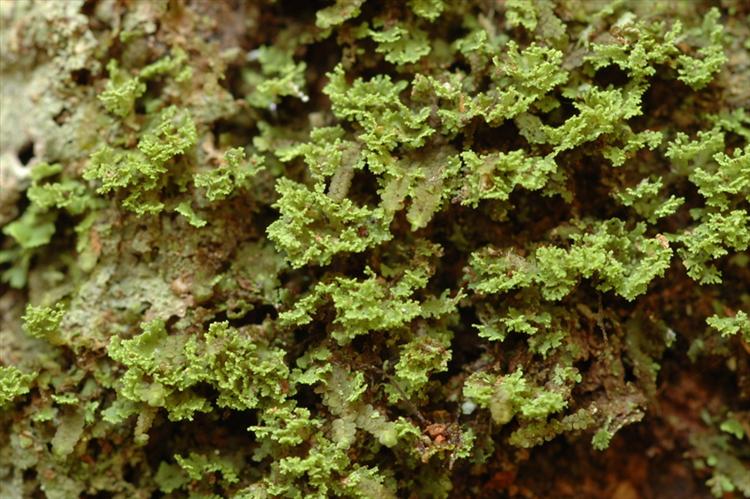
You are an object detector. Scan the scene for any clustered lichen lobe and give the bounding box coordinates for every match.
[1,0,749,497]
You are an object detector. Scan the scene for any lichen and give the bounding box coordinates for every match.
[1,0,749,497]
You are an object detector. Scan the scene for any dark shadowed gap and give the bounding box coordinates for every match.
[18,141,34,165]
[593,65,630,89]
[71,68,92,86]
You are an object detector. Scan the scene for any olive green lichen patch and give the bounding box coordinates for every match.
[2,0,749,497]
[0,366,36,409]
[107,320,288,421]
